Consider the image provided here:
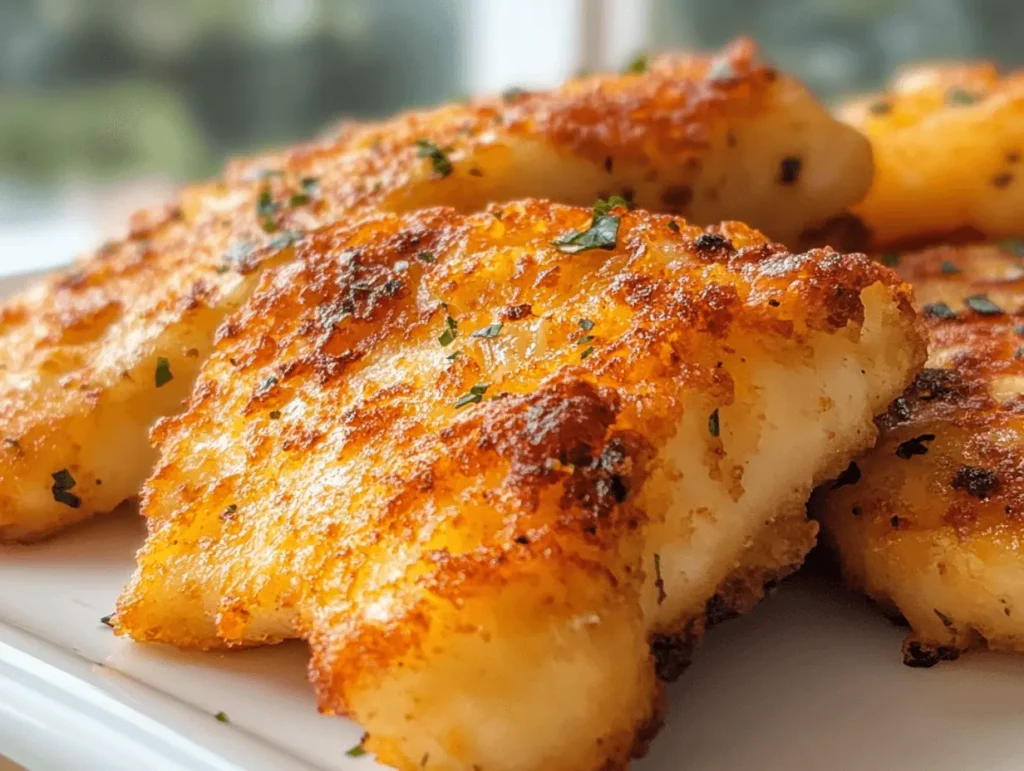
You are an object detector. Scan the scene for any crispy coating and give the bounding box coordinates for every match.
[816,242,1024,662]
[0,39,874,542]
[841,62,1024,248]
[115,201,923,770]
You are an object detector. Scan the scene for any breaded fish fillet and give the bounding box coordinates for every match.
[816,242,1024,665]
[0,40,874,541]
[841,62,1024,248]
[115,201,923,770]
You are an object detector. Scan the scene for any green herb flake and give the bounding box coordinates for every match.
[222,504,238,518]
[1015,347,1024,360]
[300,176,320,195]
[869,100,892,116]
[446,351,462,361]
[578,335,595,345]
[260,216,278,234]
[1000,239,1024,256]
[417,251,436,264]
[100,614,114,628]
[552,214,620,254]
[215,711,229,723]
[155,357,173,388]
[268,230,303,250]
[438,314,458,346]
[256,188,275,217]
[965,294,1004,316]
[708,408,720,438]
[940,260,961,275]
[580,346,595,360]
[668,219,681,233]
[578,318,595,332]
[501,86,527,103]
[934,609,954,627]
[415,139,454,178]
[1015,324,1024,336]
[455,383,490,408]
[653,553,667,603]
[923,302,957,320]
[881,252,900,267]
[625,53,648,74]
[288,193,310,207]
[471,323,503,339]
[946,87,981,106]
[346,745,367,758]
[592,195,633,217]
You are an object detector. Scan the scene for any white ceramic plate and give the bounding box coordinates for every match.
[2,269,1024,771]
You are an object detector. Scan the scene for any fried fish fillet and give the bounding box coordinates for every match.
[841,62,1024,248]
[115,201,922,770]
[816,242,1024,665]
[0,40,874,542]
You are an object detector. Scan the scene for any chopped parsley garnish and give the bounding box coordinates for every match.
[625,52,648,73]
[215,711,229,723]
[1016,347,1024,360]
[100,614,114,628]
[706,57,735,82]
[455,383,489,408]
[446,351,462,361]
[300,176,319,195]
[438,314,458,346]
[578,318,595,332]
[1000,239,1024,256]
[222,504,238,518]
[51,468,81,509]
[940,260,961,275]
[946,87,980,106]
[708,408,720,437]
[923,302,957,320]
[152,357,173,388]
[268,230,303,250]
[552,199,622,254]
[668,219,681,233]
[346,745,367,758]
[417,251,436,263]
[1015,324,1024,336]
[934,609,954,627]
[593,195,633,216]
[965,294,1004,315]
[415,139,453,178]
[501,86,527,102]
[578,335,595,344]
[895,433,936,459]
[869,100,892,116]
[880,252,900,267]
[288,193,310,207]
[580,346,595,360]
[653,553,667,604]
[471,323,503,339]
[256,188,277,231]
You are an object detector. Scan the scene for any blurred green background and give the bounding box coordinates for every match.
[2,0,1024,271]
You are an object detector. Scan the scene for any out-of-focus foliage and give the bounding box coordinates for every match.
[0,0,461,181]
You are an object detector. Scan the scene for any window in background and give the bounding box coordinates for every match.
[0,0,462,270]
[651,0,1024,101]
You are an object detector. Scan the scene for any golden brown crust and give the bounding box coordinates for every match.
[0,38,873,542]
[841,63,1024,248]
[113,200,921,768]
[816,241,1024,659]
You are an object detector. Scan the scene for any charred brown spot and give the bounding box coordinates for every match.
[895,433,935,459]
[650,633,692,682]
[832,461,861,489]
[704,593,739,628]
[902,640,960,668]
[693,233,732,252]
[992,172,1014,189]
[778,156,802,185]
[500,303,533,321]
[659,185,692,211]
[951,465,999,499]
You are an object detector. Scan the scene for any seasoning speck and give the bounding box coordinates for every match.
[155,357,173,388]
